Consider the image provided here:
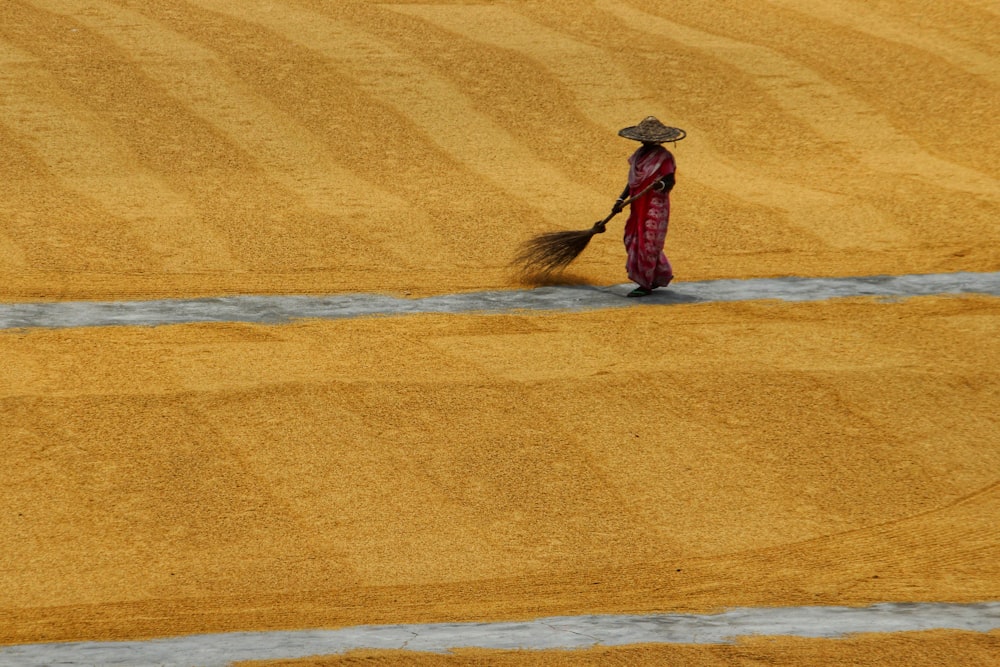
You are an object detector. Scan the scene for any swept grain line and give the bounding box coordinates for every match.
[0,35,230,272]
[600,1,1000,198]
[390,4,899,249]
[186,0,605,223]
[38,0,401,251]
[959,0,1000,19]
[765,0,1000,84]
[739,478,1000,563]
[2,1,346,271]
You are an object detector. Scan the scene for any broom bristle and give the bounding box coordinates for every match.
[513,227,598,276]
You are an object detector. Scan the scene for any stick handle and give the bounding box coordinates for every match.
[593,179,660,232]
[620,179,660,207]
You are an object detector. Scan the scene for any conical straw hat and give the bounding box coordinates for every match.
[618,116,686,143]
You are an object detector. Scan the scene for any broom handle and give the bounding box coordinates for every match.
[593,179,661,232]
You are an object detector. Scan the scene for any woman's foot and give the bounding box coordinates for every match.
[627,287,653,297]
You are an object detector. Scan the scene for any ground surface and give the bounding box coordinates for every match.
[2,0,999,663]
[1,0,998,300]
[240,631,1000,666]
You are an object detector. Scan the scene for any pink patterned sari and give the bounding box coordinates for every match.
[624,145,675,290]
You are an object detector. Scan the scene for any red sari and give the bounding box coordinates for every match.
[624,145,675,290]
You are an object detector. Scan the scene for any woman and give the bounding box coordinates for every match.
[612,116,686,297]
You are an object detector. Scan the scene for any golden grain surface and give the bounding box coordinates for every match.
[1,0,997,299]
[1,1,999,661]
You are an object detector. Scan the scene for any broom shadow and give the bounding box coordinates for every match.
[513,268,594,288]
[511,265,705,305]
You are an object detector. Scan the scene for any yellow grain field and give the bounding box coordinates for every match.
[2,0,999,663]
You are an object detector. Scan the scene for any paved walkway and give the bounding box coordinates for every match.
[2,272,999,330]
[1,603,998,666]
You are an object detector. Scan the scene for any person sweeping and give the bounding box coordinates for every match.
[614,116,685,297]
[513,116,686,296]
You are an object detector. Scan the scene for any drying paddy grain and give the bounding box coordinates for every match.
[1,1,998,663]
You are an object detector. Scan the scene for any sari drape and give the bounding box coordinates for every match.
[624,145,675,290]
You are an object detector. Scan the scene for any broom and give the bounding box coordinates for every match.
[513,179,659,276]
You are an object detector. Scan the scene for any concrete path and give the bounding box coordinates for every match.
[1,603,998,666]
[2,271,999,330]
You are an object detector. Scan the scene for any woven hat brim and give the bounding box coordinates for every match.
[618,126,687,143]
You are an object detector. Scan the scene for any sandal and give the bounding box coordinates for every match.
[627,287,653,297]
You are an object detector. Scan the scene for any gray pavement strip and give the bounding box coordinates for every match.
[1,603,998,666]
[1,271,998,330]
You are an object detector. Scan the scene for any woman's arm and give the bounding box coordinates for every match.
[653,172,675,193]
[612,183,630,213]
